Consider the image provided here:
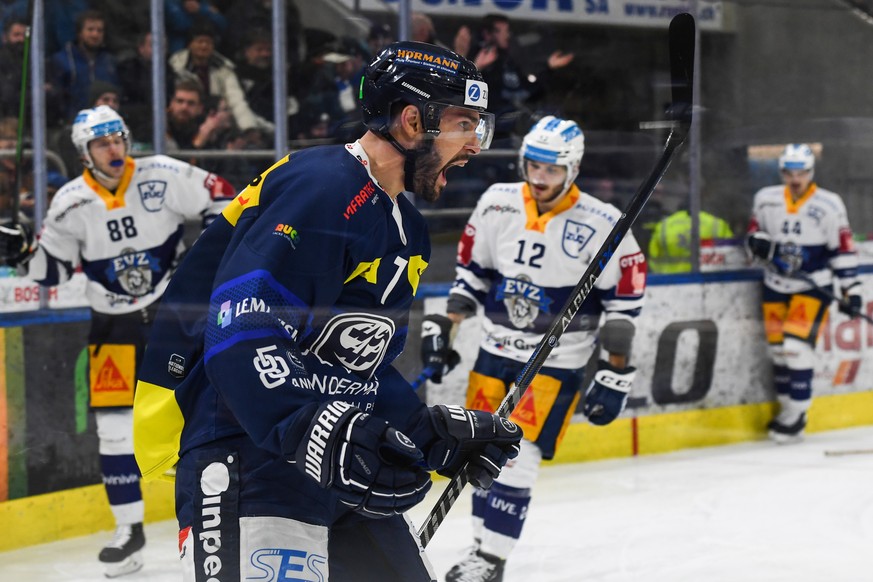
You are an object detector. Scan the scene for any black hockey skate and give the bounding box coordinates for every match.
[98,522,145,578]
[767,412,806,444]
[445,550,505,582]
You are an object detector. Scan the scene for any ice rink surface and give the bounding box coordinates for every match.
[3,425,873,581]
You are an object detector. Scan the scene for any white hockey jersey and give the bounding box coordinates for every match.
[451,182,646,370]
[26,155,235,314]
[749,183,858,294]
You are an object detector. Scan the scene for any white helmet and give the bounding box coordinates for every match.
[519,115,585,196]
[71,105,130,170]
[778,143,815,172]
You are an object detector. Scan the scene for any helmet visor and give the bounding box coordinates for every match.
[423,102,495,150]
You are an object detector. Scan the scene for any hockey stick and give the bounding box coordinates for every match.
[411,366,436,390]
[415,12,696,548]
[787,269,873,325]
[8,0,35,225]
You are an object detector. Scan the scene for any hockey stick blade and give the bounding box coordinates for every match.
[416,13,696,548]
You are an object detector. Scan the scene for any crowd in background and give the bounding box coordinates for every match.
[0,1,580,191]
[0,1,750,271]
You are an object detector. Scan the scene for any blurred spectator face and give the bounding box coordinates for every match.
[491,21,510,50]
[93,91,120,111]
[411,14,435,43]
[168,89,204,124]
[189,35,215,63]
[78,18,105,51]
[138,32,153,61]
[244,39,272,69]
[183,0,201,13]
[4,23,27,46]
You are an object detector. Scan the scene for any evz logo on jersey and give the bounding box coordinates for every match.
[105,247,159,297]
[253,345,291,389]
[562,220,595,258]
[496,275,553,329]
[308,313,395,379]
[137,180,167,212]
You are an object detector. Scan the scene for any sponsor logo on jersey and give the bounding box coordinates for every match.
[54,198,94,222]
[273,224,300,248]
[496,275,553,329]
[168,353,186,378]
[217,300,232,328]
[289,374,379,397]
[308,313,395,379]
[458,223,476,266]
[137,180,168,212]
[481,204,520,216]
[194,455,239,582]
[253,345,291,389]
[344,181,377,220]
[616,251,647,297]
[562,220,595,258]
[247,548,327,582]
[105,247,160,297]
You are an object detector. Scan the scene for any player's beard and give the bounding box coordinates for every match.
[413,147,468,203]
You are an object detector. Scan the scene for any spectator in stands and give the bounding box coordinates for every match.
[117,31,160,143]
[49,10,120,123]
[411,12,444,46]
[168,17,273,145]
[88,80,121,112]
[331,36,368,142]
[470,13,574,141]
[2,0,88,55]
[165,0,226,55]
[91,0,149,58]
[0,17,27,118]
[234,28,274,124]
[166,78,215,150]
[367,22,393,58]
[648,207,736,273]
[295,31,349,141]
[222,0,304,68]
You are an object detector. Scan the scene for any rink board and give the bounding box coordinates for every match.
[1,269,872,551]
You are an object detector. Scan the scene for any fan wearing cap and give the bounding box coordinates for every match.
[746,144,861,444]
[425,116,646,582]
[130,41,519,582]
[0,104,236,577]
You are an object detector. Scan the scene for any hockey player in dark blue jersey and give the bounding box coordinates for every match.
[132,41,522,582]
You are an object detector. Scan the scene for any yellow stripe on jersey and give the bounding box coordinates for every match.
[222,154,291,226]
[783,183,817,214]
[133,380,184,482]
[522,183,580,233]
[345,258,381,284]
[82,156,136,210]
[407,254,428,295]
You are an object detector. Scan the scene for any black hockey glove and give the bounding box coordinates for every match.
[583,360,636,426]
[293,401,432,518]
[420,314,460,383]
[0,221,34,268]
[424,404,522,490]
[839,283,863,317]
[745,231,776,262]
